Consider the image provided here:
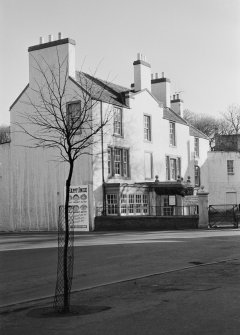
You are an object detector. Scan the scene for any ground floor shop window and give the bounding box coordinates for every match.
[120,193,149,215]
[106,194,118,215]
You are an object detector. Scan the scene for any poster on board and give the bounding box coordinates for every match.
[67,185,89,231]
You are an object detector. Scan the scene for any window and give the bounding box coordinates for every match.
[67,101,82,134]
[195,165,200,187]
[106,194,118,215]
[120,193,149,215]
[144,115,151,141]
[194,137,199,157]
[170,158,177,180]
[108,147,129,177]
[113,107,122,136]
[169,122,176,146]
[227,160,234,175]
[144,152,153,179]
[166,156,181,180]
[163,196,174,216]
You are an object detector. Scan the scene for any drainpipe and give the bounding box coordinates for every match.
[100,101,106,215]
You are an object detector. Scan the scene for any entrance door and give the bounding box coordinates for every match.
[226,192,237,205]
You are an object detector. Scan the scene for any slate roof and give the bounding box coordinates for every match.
[163,107,188,125]
[189,125,209,140]
[73,71,130,108]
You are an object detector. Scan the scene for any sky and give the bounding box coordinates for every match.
[0,0,239,125]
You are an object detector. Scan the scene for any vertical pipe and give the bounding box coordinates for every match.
[100,102,106,215]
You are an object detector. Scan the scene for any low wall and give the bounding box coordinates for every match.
[94,215,199,231]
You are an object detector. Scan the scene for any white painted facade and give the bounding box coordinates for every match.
[208,151,240,205]
[0,35,210,231]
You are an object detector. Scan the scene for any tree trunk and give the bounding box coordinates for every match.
[63,160,74,312]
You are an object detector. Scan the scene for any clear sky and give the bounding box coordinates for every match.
[0,0,239,125]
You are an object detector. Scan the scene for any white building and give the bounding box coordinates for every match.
[208,135,240,206]
[0,35,209,231]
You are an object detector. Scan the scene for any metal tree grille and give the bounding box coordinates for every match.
[209,205,239,228]
[53,205,74,312]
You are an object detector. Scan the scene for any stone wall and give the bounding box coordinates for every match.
[95,215,198,231]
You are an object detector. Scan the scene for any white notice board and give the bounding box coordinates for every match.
[68,185,89,231]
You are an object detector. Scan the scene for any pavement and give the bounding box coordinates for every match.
[1,230,240,334]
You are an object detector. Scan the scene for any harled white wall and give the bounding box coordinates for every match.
[208,151,240,205]
[0,143,11,231]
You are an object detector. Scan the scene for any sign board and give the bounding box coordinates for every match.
[183,195,198,206]
[68,185,89,231]
[169,195,176,206]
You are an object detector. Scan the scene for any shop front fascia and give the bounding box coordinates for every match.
[101,181,194,217]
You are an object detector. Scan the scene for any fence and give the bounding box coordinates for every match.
[209,204,239,228]
[96,205,198,217]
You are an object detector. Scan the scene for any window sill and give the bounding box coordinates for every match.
[113,133,123,138]
[108,176,131,180]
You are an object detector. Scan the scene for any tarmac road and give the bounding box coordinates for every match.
[0,230,240,307]
[1,229,240,334]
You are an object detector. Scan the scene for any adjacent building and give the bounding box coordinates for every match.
[0,35,209,231]
[208,134,240,206]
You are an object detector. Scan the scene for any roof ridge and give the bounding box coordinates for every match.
[166,107,188,124]
[76,71,130,93]
[188,123,209,139]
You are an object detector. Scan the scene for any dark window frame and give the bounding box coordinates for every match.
[194,137,200,157]
[113,107,123,137]
[166,155,181,181]
[108,146,130,178]
[169,122,176,146]
[227,160,234,175]
[194,165,201,187]
[144,114,152,142]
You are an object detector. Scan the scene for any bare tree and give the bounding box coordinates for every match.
[183,109,218,137]
[222,104,240,134]
[15,50,112,312]
[0,125,10,144]
[183,108,239,149]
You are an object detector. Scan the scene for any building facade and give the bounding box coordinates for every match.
[0,35,209,231]
[208,135,240,206]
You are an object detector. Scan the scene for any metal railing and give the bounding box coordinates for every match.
[209,204,239,228]
[96,205,199,217]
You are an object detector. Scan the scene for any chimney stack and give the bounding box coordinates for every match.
[151,72,171,107]
[28,34,76,86]
[171,92,184,117]
[133,53,151,92]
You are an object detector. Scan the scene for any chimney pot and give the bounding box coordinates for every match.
[39,37,44,44]
[48,34,53,42]
[162,72,164,78]
[173,94,175,100]
[155,73,158,79]
[151,74,154,80]
[58,32,62,39]
[176,93,179,99]
[137,52,141,60]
